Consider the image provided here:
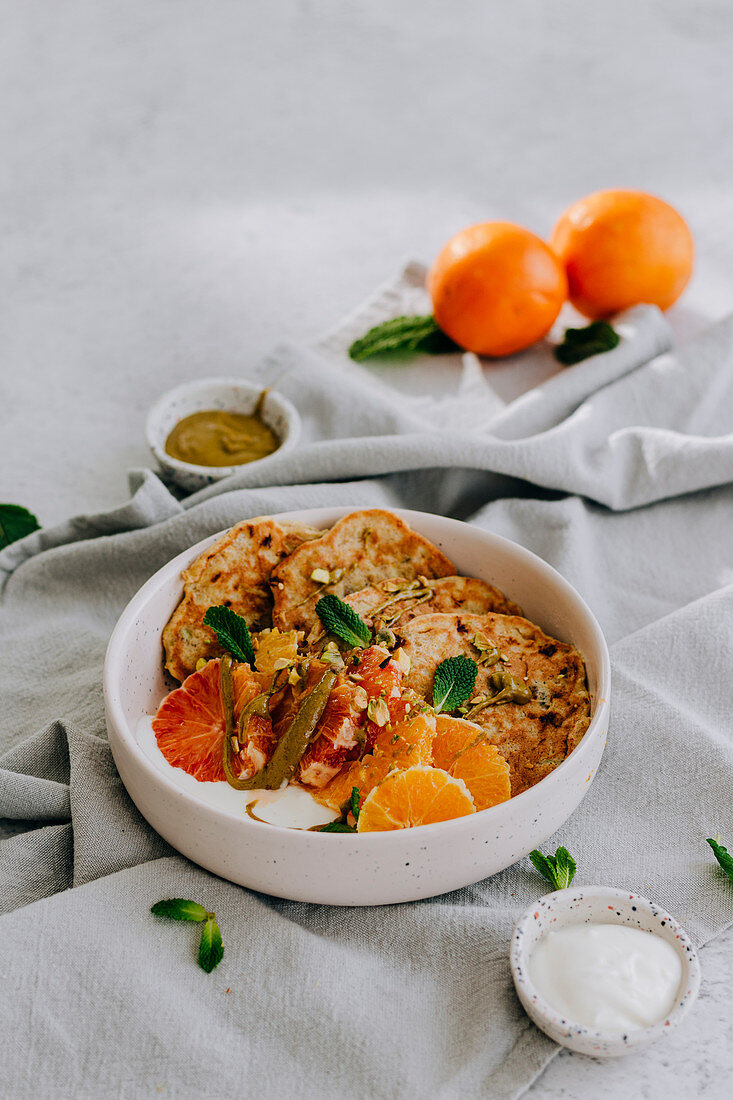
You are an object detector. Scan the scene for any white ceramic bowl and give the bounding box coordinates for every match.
[104,507,611,906]
[510,886,701,1056]
[146,377,301,492]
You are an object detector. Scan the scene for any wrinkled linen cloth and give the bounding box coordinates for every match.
[2,264,733,1100]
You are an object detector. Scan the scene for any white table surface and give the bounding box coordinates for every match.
[2,2,732,1096]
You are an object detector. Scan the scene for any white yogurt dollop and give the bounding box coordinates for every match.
[136,715,338,830]
[528,923,682,1033]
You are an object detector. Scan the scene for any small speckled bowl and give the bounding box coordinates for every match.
[510,886,701,1057]
[146,377,301,492]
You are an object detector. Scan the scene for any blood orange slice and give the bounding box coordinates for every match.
[153,659,267,782]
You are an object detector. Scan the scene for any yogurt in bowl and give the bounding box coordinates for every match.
[510,886,701,1056]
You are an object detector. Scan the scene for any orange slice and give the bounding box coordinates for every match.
[153,659,266,782]
[356,764,475,832]
[316,712,436,812]
[431,715,511,811]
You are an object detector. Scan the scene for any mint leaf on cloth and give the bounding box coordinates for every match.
[0,504,40,549]
[432,656,478,714]
[349,315,458,361]
[707,836,733,884]
[316,594,371,648]
[529,846,577,890]
[151,898,208,922]
[198,915,224,973]
[203,605,255,665]
[554,321,620,366]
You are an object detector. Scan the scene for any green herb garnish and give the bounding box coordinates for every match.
[529,846,577,890]
[198,914,225,973]
[432,655,478,714]
[0,504,40,549]
[707,835,733,884]
[203,605,255,665]
[316,786,361,833]
[151,898,224,973]
[349,315,459,361]
[554,321,620,366]
[316,594,371,648]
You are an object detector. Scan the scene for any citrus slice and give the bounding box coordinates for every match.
[356,765,475,832]
[153,659,266,782]
[432,715,511,811]
[316,712,436,812]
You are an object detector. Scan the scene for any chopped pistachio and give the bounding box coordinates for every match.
[321,642,345,670]
[196,657,208,671]
[367,696,390,727]
[311,567,331,585]
[374,621,397,649]
[272,657,292,671]
[329,567,345,583]
[230,736,240,754]
[287,668,301,685]
[390,733,399,744]
[392,647,411,674]
[352,686,369,710]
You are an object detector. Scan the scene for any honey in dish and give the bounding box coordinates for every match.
[165,393,280,468]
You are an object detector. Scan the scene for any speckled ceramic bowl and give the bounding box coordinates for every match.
[510,886,701,1057]
[104,507,610,906]
[146,377,301,492]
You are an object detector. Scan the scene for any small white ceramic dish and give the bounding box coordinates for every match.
[104,507,611,906]
[146,377,301,492]
[510,886,701,1057]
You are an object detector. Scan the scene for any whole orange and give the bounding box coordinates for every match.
[428,222,568,357]
[550,189,694,318]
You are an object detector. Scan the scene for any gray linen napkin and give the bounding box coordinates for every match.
[2,267,733,1100]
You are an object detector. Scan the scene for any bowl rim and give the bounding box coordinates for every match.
[103,506,611,845]
[509,885,702,1049]
[145,376,300,476]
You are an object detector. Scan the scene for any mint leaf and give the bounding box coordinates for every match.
[198,915,224,973]
[432,655,478,714]
[316,594,371,649]
[707,836,733,884]
[151,898,208,922]
[317,820,357,833]
[350,786,361,822]
[553,847,577,889]
[554,321,620,366]
[529,846,578,890]
[203,605,255,665]
[0,504,40,549]
[349,315,458,361]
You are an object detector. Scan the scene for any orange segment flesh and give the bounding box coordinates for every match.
[432,715,511,811]
[153,659,266,782]
[315,712,436,812]
[356,765,475,832]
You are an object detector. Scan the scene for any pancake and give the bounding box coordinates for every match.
[398,612,590,795]
[270,509,455,633]
[343,575,522,631]
[162,517,321,681]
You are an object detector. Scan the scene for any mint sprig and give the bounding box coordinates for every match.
[432,656,478,714]
[529,846,577,890]
[316,594,371,649]
[152,898,224,973]
[554,321,620,366]
[0,504,40,549]
[707,835,733,884]
[203,605,255,665]
[349,315,459,361]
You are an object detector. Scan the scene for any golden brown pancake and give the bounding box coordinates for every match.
[343,575,522,630]
[398,612,590,795]
[270,509,455,633]
[162,517,321,681]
